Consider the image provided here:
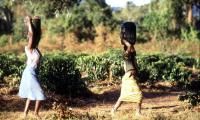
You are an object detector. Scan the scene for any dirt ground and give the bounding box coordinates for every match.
[0,82,200,120]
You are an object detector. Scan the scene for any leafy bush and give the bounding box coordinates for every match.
[179,78,200,106]
[38,53,91,97]
[0,53,91,97]
[0,54,24,82]
[181,25,200,42]
[137,55,197,84]
[0,35,9,47]
[13,17,27,42]
[76,49,124,82]
[1,51,199,98]
[4,74,21,87]
[140,10,171,41]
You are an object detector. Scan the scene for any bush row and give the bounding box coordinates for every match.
[0,50,199,97]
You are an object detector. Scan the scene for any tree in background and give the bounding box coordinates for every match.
[0,0,15,46]
[113,1,149,22]
[22,0,80,18]
[46,0,118,42]
[0,0,118,44]
[139,0,199,41]
[0,0,14,35]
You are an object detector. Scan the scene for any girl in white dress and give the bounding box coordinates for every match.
[18,16,45,118]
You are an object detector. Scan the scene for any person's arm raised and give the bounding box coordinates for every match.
[25,16,33,49]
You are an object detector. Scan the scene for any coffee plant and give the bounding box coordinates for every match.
[0,54,24,83]
[179,78,200,106]
[0,50,199,100]
[38,53,91,97]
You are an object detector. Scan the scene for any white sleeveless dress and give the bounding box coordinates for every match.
[18,46,45,100]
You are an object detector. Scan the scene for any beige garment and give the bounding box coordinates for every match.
[119,60,142,103]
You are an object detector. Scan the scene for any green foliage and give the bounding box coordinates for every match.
[137,0,200,41]
[113,2,149,22]
[0,35,9,47]
[23,0,80,18]
[80,0,118,31]
[1,51,199,98]
[137,27,151,43]
[137,55,197,84]
[65,5,96,41]
[0,0,14,35]
[13,17,27,42]
[22,0,117,42]
[3,74,21,87]
[38,53,90,97]
[76,49,124,81]
[179,78,200,106]
[0,53,91,97]
[181,25,200,41]
[0,53,24,82]
[140,10,172,40]
[46,14,69,36]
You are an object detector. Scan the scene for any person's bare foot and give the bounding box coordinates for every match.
[23,110,28,119]
[34,113,42,120]
[110,108,116,117]
[135,111,142,117]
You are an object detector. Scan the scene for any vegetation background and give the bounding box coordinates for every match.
[0,0,200,120]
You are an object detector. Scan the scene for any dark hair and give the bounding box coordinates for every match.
[120,22,136,45]
[31,16,41,48]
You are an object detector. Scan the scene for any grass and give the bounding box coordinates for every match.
[0,31,199,58]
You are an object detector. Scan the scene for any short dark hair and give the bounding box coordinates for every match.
[32,16,41,48]
[120,22,136,45]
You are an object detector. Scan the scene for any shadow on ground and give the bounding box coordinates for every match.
[0,84,183,112]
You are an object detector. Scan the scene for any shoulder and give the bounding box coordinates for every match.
[25,46,32,55]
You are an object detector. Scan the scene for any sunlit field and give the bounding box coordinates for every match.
[0,0,200,120]
[1,82,200,120]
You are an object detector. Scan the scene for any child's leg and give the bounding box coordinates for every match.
[112,100,123,112]
[24,99,31,117]
[136,99,142,115]
[34,100,42,116]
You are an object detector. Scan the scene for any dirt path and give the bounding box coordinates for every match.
[0,84,199,120]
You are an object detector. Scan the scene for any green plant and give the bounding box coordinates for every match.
[181,25,199,41]
[13,17,27,42]
[179,78,200,106]
[3,74,20,87]
[38,53,91,97]
[0,35,9,47]
[0,54,24,82]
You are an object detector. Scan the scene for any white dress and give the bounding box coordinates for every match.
[18,46,45,100]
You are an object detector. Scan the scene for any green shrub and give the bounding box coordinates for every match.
[3,74,21,88]
[1,51,199,98]
[0,54,24,82]
[76,49,124,81]
[0,35,9,47]
[13,17,26,42]
[137,54,196,84]
[38,53,91,97]
[179,78,200,106]
[140,10,171,41]
[181,25,199,41]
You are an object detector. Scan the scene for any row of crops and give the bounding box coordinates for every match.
[0,49,199,105]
